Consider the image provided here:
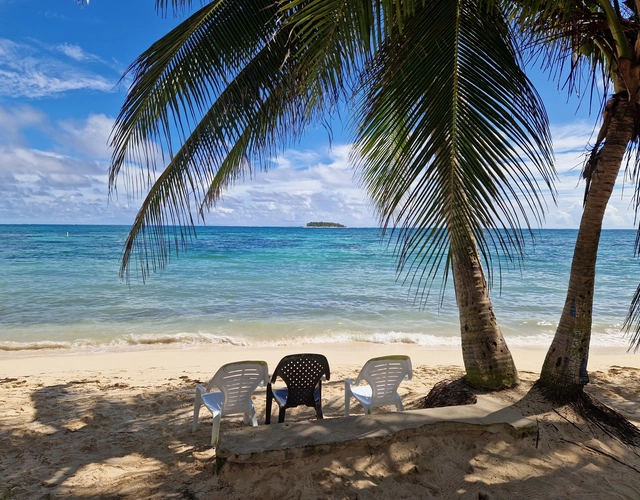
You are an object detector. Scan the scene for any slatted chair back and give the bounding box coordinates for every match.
[208,361,269,416]
[357,355,412,407]
[271,353,330,408]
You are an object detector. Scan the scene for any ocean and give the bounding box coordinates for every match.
[0,225,638,352]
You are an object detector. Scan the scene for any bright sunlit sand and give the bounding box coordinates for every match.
[2,344,640,499]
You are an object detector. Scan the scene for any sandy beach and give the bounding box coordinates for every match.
[1,344,640,499]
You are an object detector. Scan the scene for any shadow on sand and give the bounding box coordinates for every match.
[1,371,640,499]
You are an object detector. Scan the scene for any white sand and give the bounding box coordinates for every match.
[2,343,638,378]
[1,344,640,499]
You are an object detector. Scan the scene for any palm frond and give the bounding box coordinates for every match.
[113,0,373,280]
[621,137,640,348]
[110,0,278,184]
[112,0,557,290]
[110,0,289,279]
[116,23,304,281]
[624,280,640,352]
[353,0,555,299]
[510,1,638,101]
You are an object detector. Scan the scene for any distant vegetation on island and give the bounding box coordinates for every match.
[306,221,346,228]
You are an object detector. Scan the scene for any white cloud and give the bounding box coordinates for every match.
[0,105,47,146]
[534,119,640,228]
[55,42,102,63]
[0,38,115,98]
[0,104,122,223]
[1,99,639,230]
[0,103,378,226]
[56,113,114,159]
[0,147,134,223]
[551,122,596,153]
[199,145,377,227]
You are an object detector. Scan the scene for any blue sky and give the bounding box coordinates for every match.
[0,1,634,228]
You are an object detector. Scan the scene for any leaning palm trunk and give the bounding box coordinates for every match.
[450,227,519,388]
[540,93,637,392]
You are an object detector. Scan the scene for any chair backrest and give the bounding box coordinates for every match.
[357,355,412,406]
[208,361,269,415]
[271,354,330,408]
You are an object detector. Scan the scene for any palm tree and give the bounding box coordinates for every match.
[513,1,640,394]
[352,1,555,388]
[109,0,555,389]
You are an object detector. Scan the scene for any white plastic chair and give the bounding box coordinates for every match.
[344,355,412,416]
[192,360,269,446]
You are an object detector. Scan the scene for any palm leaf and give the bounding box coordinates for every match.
[110,0,278,179]
[111,0,556,291]
[113,0,369,280]
[155,0,199,17]
[354,0,555,298]
[110,0,288,279]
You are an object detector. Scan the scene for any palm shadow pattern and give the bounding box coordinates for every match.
[0,368,640,498]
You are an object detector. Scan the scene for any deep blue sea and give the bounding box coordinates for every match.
[0,225,638,352]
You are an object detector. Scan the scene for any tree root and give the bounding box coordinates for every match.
[414,377,477,409]
[534,381,640,447]
[572,390,640,447]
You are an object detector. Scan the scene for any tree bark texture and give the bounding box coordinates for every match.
[540,96,637,392]
[450,230,519,389]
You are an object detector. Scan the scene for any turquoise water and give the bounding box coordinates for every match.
[0,225,638,351]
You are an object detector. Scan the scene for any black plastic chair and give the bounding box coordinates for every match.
[265,353,331,424]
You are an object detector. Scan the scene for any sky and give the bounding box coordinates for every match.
[0,1,635,228]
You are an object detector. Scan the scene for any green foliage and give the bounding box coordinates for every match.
[306,222,346,228]
[110,0,555,293]
[354,0,554,291]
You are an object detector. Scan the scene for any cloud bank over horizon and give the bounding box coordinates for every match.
[0,14,638,230]
[0,101,380,226]
[0,100,639,230]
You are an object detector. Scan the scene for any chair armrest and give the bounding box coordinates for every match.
[345,377,356,386]
[195,383,207,396]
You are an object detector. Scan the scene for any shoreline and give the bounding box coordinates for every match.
[1,324,633,353]
[2,342,638,378]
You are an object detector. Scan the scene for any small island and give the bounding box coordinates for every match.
[306,221,346,228]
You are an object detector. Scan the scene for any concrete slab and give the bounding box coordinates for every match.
[216,395,537,463]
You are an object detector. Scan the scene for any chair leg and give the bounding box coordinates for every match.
[315,403,324,420]
[211,412,222,447]
[344,382,351,417]
[396,393,404,411]
[192,389,203,433]
[266,384,273,424]
[249,403,258,426]
[278,407,286,423]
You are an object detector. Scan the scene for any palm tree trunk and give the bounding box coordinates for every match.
[450,229,519,389]
[540,95,636,393]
